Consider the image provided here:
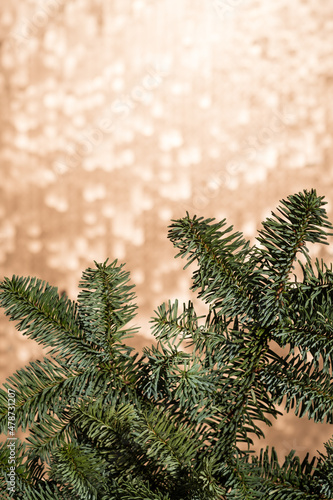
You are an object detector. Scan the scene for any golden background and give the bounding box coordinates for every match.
[1,0,333,462]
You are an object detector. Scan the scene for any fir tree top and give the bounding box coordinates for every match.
[1,188,333,499]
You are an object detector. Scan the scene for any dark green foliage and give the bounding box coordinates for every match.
[0,189,333,499]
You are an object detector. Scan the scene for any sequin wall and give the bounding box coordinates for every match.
[1,0,333,460]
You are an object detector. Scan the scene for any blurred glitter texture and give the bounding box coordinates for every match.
[0,0,333,460]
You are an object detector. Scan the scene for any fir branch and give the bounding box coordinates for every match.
[0,276,84,359]
[260,352,333,423]
[254,189,333,325]
[168,214,255,320]
[77,259,138,351]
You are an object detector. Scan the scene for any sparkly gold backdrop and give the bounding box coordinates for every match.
[1,0,333,460]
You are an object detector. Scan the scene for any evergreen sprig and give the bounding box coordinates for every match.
[0,189,333,499]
